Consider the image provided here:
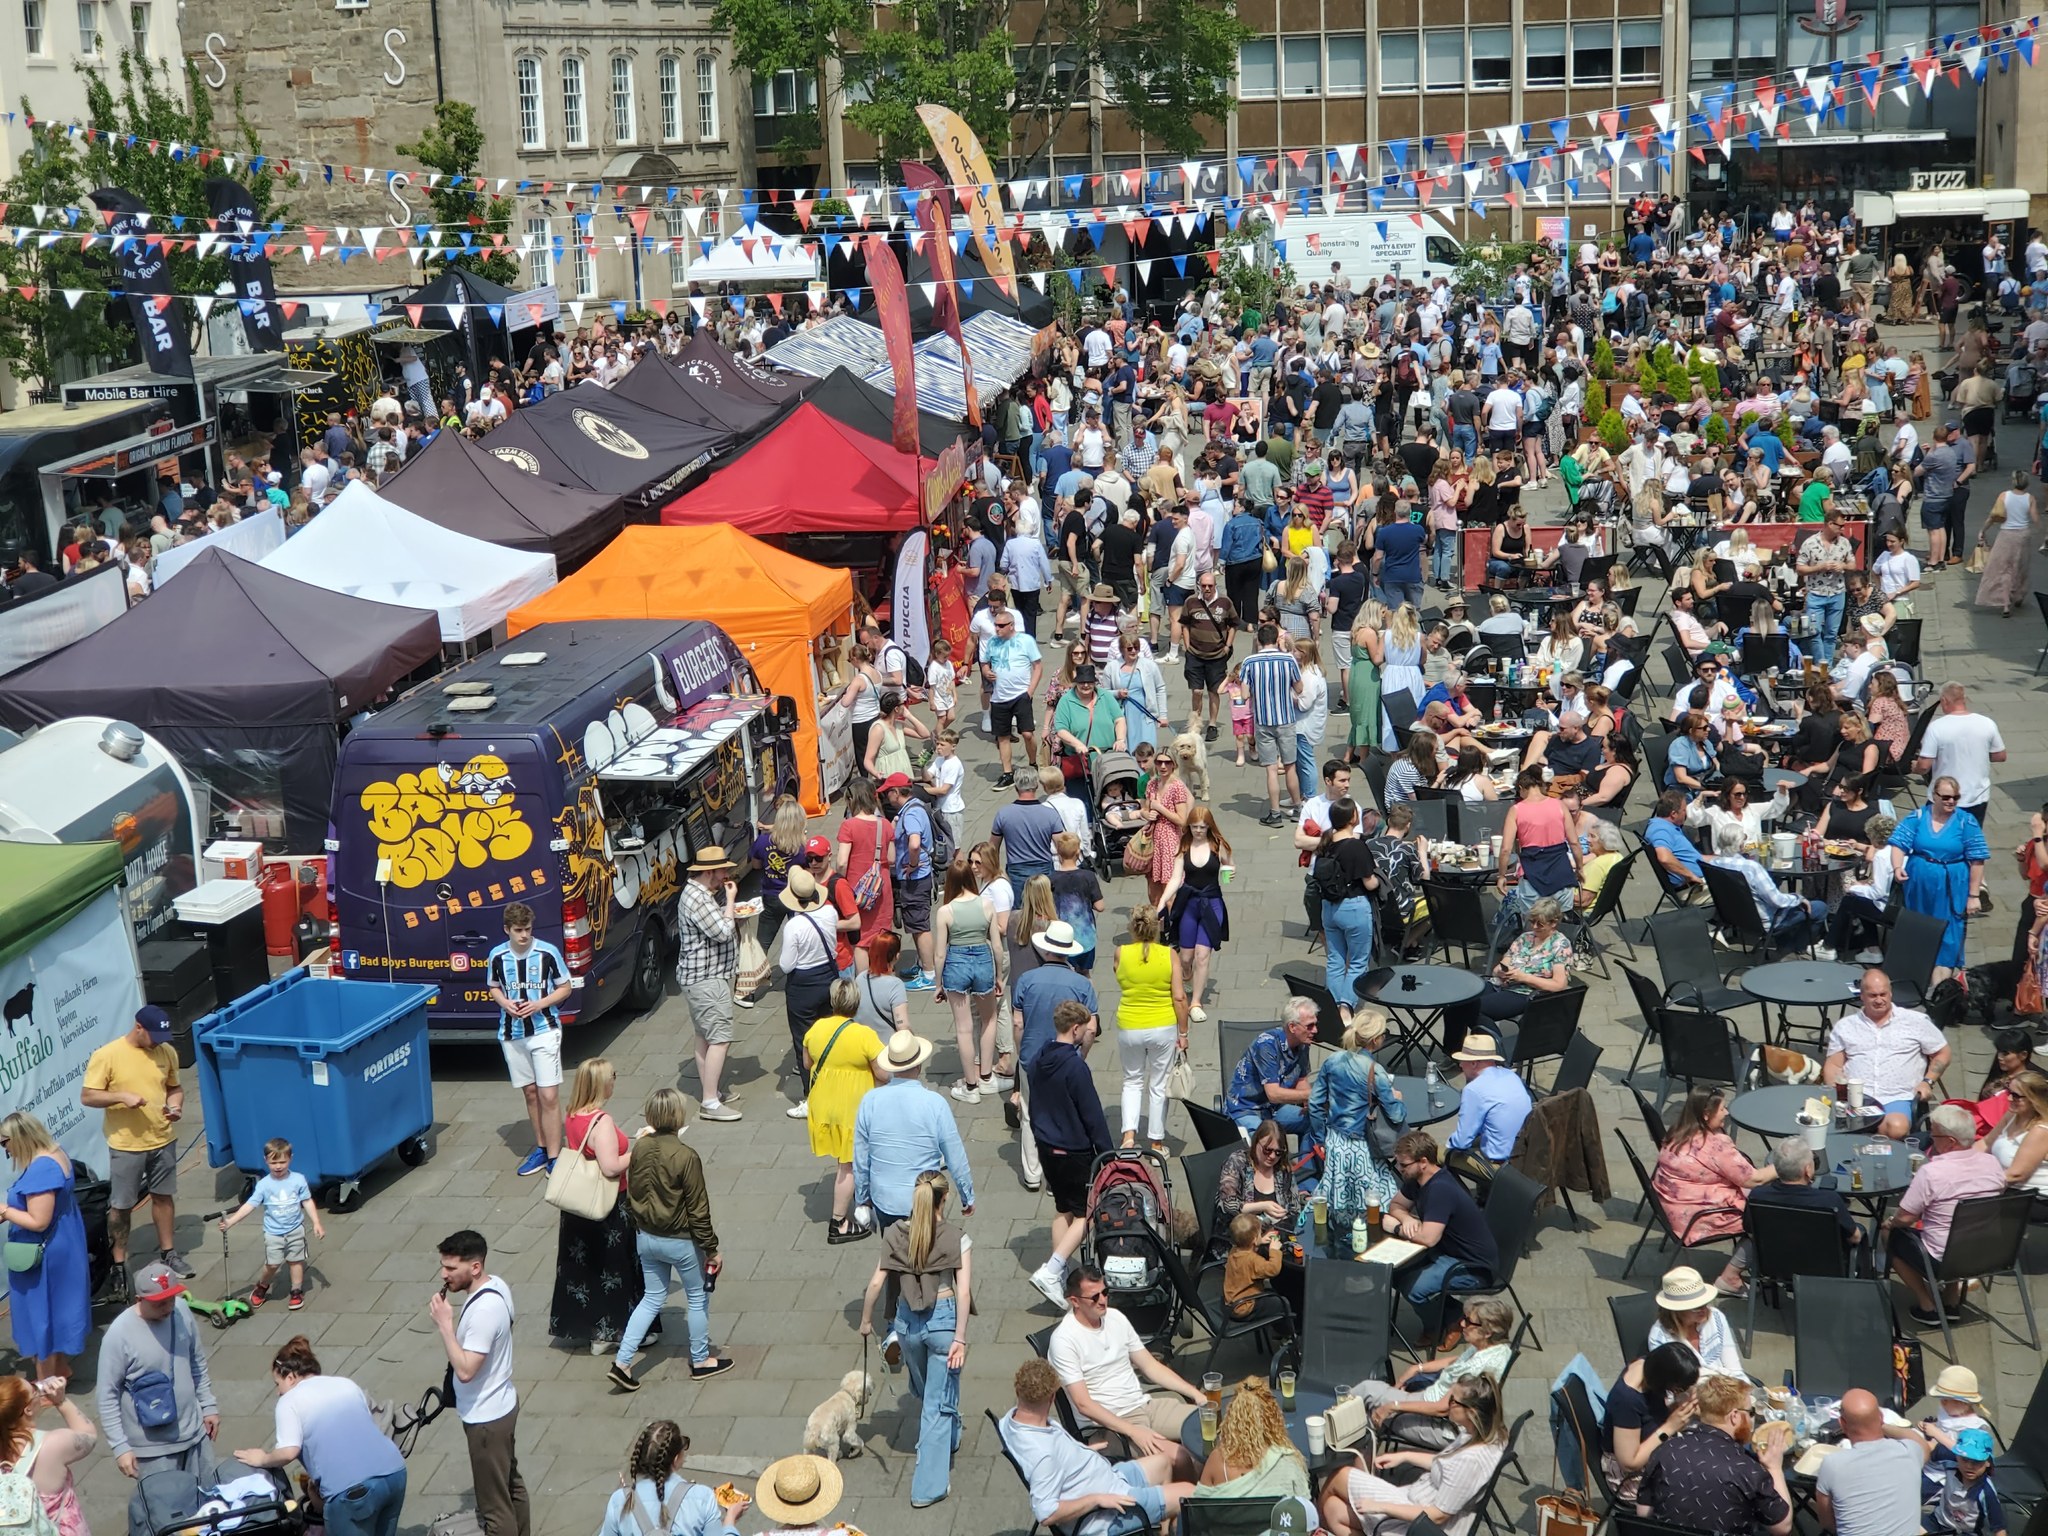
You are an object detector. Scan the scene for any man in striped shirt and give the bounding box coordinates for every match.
[485,902,573,1175]
[1239,623,1303,828]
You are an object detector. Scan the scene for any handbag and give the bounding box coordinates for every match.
[1261,546,1279,574]
[1361,1061,1401,1162]
[543,1113,619,1221]
[851,817,886,911]
[3,1237,42,1274]
[1323,1392,1372,1452]
[808,1020,855,1095]
[1536,1490,1601,1536]
[1058,697,1099,782]
[1165,1048,1194,1103]
[125,1367,178,1430]
[1123,829,1154,873]
[1965,543,1988,574]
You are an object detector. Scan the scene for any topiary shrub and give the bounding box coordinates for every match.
[1592,338,1616,380]
[1597,409,1630,453]
[1704,413,1730,447]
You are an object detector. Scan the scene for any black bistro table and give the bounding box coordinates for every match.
[1742,959,1863,1048]
[1822,1129,1915,1214]
[1357,965,1486,1071]
[1729,1083,1881,1143]
[1178,1383,1344,1475]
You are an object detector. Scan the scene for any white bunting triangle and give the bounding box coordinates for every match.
[194,296,215,317]
[62,289,83,308]
[1028,271,1047,293]
[1649,100,1673,131]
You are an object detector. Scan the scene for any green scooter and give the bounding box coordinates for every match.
[186,1209,252,1329]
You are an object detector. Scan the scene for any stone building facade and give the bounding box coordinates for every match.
[178,0,758,304]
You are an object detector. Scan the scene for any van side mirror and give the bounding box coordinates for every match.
[771,695,798,737]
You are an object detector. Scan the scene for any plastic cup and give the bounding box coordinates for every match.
[1203,1372,1224,1405]
[1280,1371,1297,1409]
[1844,1080,1864,1111]
[1200,1403,1220,1445]
[1220,864,1234,884]
[1305,1415,1327,1455]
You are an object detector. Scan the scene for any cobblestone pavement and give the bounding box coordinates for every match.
[43,321,2048,1535]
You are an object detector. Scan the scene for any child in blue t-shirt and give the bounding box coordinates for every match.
[219,1136,324,1310]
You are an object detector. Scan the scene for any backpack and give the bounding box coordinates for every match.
[1311,848,1356,904]
[0,1435,57,1536]
[1529,389,1555,424]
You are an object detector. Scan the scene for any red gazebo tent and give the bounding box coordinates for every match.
[659,402,922,536]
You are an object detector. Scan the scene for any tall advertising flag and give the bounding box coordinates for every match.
[899,162,982,430]
[88,188,194,378]
[915,104,1017,294]
[204,178,284,353]
[862,236,921,457]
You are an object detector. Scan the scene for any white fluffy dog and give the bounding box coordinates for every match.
[1172,730,1211,801]
[801,1369,872,1460]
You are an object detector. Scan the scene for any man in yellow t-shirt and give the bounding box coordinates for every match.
[81,1006,190,1299]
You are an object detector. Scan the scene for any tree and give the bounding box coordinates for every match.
[1096,0,1249,157]
[840,0,1015,168]
[399,102,523,286]
[0,111,122,394]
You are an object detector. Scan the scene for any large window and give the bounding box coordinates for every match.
[527,217,553,288]
[562,56,587,146]
[75,0,93,53]
[1237,38,1276,98]
[1470,27,1512,89]
[1423,30,1463,91]
[22,0,44,50]
[751,68,817,117]
[1326,33,1365,94]
[1618,20,1661,83]
[666,219,688,289]
[125,0,142,37]
[1570,22,1614,85]
[696,54,719,139]
[659,55,681,140]
[1524,24,1566,86]
[573,241,597,300]
[1689,16,1735,81]
[1379,31,1418,92]
[517,57,545,147]
[1281,36,1321,95]
[611,56,635,144]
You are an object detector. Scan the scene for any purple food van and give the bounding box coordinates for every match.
[328,620,798,1038]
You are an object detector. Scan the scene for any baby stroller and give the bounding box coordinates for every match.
[1091,750,1146,877]
[130,1465,303,1536]
[1083,1149,1181,1350]
[2006,360,2039,422]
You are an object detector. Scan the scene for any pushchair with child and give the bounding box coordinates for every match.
[1083,1149,1182,1350]
[1090,750,1147,877]
[129,1465,302,1536]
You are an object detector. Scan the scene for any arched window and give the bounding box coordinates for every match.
[611,55,636,144]
[658,55,682,142]
[695,54,719,140]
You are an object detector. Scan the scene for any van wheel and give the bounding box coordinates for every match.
[625,926,667,1012]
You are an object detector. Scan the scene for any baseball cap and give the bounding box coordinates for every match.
[134,1261,187,1303]
[1956,1429,1996,1463]
[1943,419,1964,433]
[803,835,832,860]
[877,772,913,793]
[135,1005,174,1044]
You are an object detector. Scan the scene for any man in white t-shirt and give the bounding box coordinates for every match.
[1082,325,1113,371]
[1914,683,2007,823]
[431,1230,526,1536]
[1481,382,1523,452]
[1047,1263,1203,1474]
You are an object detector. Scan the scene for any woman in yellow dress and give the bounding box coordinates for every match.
[801,978,889,1243]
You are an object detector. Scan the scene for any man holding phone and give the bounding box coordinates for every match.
[82,1006,190,1295]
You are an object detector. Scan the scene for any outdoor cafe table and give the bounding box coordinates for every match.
[1357,965,1485,1071]
[1822,1129,1914,1214]
[1729,1083,1881,1144]
[1742,959,1863,1048]
[1177,1381,1344,1475]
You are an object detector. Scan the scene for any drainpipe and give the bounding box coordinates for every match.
[430,0,445,101]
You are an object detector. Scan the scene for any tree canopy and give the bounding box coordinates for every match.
[398,101,523,287]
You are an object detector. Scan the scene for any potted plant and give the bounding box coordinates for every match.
[1704,412,1730,448]
[1596,409,1630,454]
[1592,338,1616,380]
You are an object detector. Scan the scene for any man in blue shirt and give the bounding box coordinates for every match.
[1372,512,1428,614]
[1223,998,1316,1135]
[1239,624,1303,827]
[1746,422,1786,473]
[852,1029,975,1227]
[993,769,1069,883]
[1445,1031,1533,1168]
[882,774,937,990]
[1025,991,1112,1308]
[484,901,574,1176]
[1644,789,1708,901]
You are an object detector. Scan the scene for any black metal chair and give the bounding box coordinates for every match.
[1609,1289,1661,1365]
[1630,1084,1668,1149]
[1155,1231,1293,1372]
[1408,797,1451,844]
[1023,1325,1128,1455]
[1421,881,1494,968]
[1616,1132,1736,1278]
[1407,1164,1546,1351]
[1180,1145,1237,1270]
[1476,1411,1535,1536]
[1648,909,1756,1018]
[1180,1500,1291,1536]
[1385,688,1420,741]
[1991,1357,2048,1514]
[1903,1189,2042,1362]
[1288,1249,1395,1395]
[1505,986,1587,1089]
[1888,616,1923,670]
[1742,1199,1857,1352]
[1553,1374,1625,1512]
[1279,969,1346,1049]
[1700,860,1790,966]
[1792,1274,1902,1409]
[1179,1098,1245,1151]
[1882,907,1947,1009]
[1561,846,1639,979]
[1614,1515,1715,1536]
[1361,751,1394,814]
[1654,1005,1750,1101]
[1215,1021,1270,1104]
[1619,964,1669,1082]
[1458,799,1512,850]
[1551,1033,1603,1098]
[987,1407,1156,1536]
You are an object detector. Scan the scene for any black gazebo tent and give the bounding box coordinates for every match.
[378,430,625,569]
[481,381,733,505]
[0,548,442,852]
[802,367,976,459]
[402,268,526,382]
[608,351,784,437]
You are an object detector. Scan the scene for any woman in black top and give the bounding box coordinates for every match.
[1815,771,1880,846]
[1602,1342,1701,1501]
[1779,682,1842,777]
[1314,799,1383,1018]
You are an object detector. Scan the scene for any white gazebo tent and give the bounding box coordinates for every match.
[259,480,558,645]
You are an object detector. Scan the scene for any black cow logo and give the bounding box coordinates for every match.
[2,982,33,1037]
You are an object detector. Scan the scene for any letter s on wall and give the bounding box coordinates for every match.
[203,32,228,90]
[383,27,407,87]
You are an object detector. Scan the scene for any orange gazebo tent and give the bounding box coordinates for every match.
[506,524,853,812]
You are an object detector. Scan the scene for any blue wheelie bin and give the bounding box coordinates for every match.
[194,971,436,1210]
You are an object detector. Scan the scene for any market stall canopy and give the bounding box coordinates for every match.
[767,309,1040,422]
[609,350,784,436]
[0,548,442,852]
[765,314,890,381]
[803,367,977,459]
[685,223,820,285]
[376,430,625,567]
[0,839,124,967]
[481,381,732,505]
[506,524,852,812]
[675,330,811,410]
[400,267,524,378]
[659,402,922,536]
[259,480,558,643]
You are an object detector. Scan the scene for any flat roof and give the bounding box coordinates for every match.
[70,355,285,392]
[0,398,149,437]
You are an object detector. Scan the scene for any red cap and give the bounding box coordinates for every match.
[803,835,832,859]
[877,772,913,793]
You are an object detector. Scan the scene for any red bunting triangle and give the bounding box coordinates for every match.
[527,303,545,323]
[150,295,173,313]
[1306,234,1321,254]
[278,300,301,320]
[405,304,424,325]
[766,291,784,315]
[1445,133,1466,163]
[14,285,33,301]
[1203,250,1222,273]
[1101,264,1117,285]
[650,299,667,316]
[795,198,815,229]
[628,207,651,236]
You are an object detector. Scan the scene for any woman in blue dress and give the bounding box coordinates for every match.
[0,1112,89,1382]
[1889,775,1991,975]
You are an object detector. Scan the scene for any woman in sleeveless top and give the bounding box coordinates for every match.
[550,1057,642,1351]
[863,691,929,782]
[860,1171,972,1508]
[1114,905,1187,1150]
[1379,605,1425,707]
[1156,808,1232,1023]
[933,858,1001,1102]
[599,1420,747,1536]
[1974,470,2037,616]
[0,1376,94,1536]
[1494,769,1582,943]
[836,643,883,771]
[1347,601,1389,758]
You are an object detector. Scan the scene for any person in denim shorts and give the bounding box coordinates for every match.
[934,860,1001,1106]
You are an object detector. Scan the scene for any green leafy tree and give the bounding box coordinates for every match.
[0,110,122,394]
[841,0,1016,168]
[1096,0,1248,156]
[399,102,522,286]
[1216,209,1292,322]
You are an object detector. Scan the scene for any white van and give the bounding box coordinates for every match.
[1269,213,1465,287]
